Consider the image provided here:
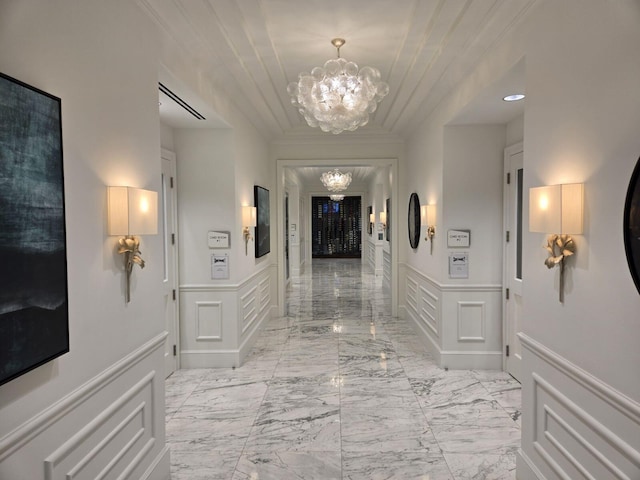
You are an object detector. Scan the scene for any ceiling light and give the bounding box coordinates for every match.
[321,169,352,192]
[329,194,345,201]
[503,94,525,102]
[287,38,389,134]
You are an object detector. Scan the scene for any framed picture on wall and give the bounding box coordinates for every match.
[254,185,271,258]
[0,72,69,386]
[408,192,421,249]
[624,157,640,294]
[386,197,390,242]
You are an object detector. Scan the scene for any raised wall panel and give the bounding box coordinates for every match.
[406,276,418,315]
[419,285,438,336]
[521,334,640,480]
[259,277,270,314]
[0,334,167,480]
[457,301,485,342]
[44,373,155,480]
[241,286,258,333]
[195,301,222,340]
[383,250,392,288]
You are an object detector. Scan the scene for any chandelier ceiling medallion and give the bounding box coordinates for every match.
[287,38,390,134]
[321,169,352,192]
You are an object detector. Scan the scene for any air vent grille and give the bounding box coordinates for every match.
[158,82,205,120]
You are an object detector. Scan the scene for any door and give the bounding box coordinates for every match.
[161,150,179,377]
[504,144,523,381]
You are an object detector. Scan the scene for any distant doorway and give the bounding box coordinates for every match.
[311,196,362,258]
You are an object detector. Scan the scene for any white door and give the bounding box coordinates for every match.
[504,144,524,381]
[161,150,179,377]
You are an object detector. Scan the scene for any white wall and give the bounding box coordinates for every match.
[167,82,275,369]
[0,0,168,478]
[403,0,640,477]
[516,2,640,477]
[443,125,506,284]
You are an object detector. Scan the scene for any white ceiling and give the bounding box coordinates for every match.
[140,0,533,138]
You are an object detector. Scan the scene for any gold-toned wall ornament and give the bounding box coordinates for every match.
[107,186,158,303]
[544,234,576,302]
[118,236,145,302]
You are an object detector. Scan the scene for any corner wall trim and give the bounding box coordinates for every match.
[400,262,501,292]
[180,264,275,292]
[0,332,167,462]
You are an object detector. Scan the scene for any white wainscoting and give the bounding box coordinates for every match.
[367,240,376,272]
[382,249,392,289]
[399,263,502,370]
[179,265,276,368]
[0,333,169,480]
[517,333,640,480]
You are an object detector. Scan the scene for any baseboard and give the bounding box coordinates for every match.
[180,349,240,368]
[141,445,170,480]
[439,350,503,370]
[516,449,546,480]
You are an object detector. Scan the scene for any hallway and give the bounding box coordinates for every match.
[166,259,522,479]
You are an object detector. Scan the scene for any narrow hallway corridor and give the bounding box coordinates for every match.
[166,259,521,479]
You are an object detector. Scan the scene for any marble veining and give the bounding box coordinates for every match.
[166,259,521,479]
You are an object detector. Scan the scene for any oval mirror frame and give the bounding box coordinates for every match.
[624,157,640,295]
[408,192,421,249]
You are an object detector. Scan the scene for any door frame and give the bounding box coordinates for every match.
[502,142,523,378]
[161,148,180,376]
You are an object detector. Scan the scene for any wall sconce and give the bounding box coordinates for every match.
[379,211,387,228]
[529,183,584,302]
[369,212,375,229]
[242,205,257,255]
[421,204,436,254]
[107,186,158,303]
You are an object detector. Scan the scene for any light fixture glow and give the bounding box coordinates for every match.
[321,169,352,192]
[503,94,525,102]
[329,194,345,201]
[529,183,584,302]
[287,38,389,134]
[421,204,437,254]
[242,205,257,256]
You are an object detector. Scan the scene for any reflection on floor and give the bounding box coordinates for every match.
[166,259,521,479]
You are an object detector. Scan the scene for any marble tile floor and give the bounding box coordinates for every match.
[166,259,521,479]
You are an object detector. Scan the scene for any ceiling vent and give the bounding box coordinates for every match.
[158,82,205,120]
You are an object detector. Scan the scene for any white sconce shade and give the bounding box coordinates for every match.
[529,183,583,234]
[242,205,257,227]
[380,212,387,225]
[369,213,375,224]
[108,186,158,236]
[424,204,436,227]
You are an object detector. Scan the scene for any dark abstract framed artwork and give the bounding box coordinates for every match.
[624,157,640,295]
[254,185,270,258]
[0,72,69,386]
[386,197,390,242]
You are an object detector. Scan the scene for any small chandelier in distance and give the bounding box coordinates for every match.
[329,194,345,201]
[287,38,389,134]
[321,169,352,192]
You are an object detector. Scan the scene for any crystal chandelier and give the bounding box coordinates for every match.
[321,169,352,192]
[287,38,389,134]
[329,194,345,201]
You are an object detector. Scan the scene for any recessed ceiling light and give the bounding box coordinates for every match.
[503,94,525,102]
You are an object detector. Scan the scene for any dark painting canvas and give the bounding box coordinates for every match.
[254,185,270,258]
[0,73,69,386]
